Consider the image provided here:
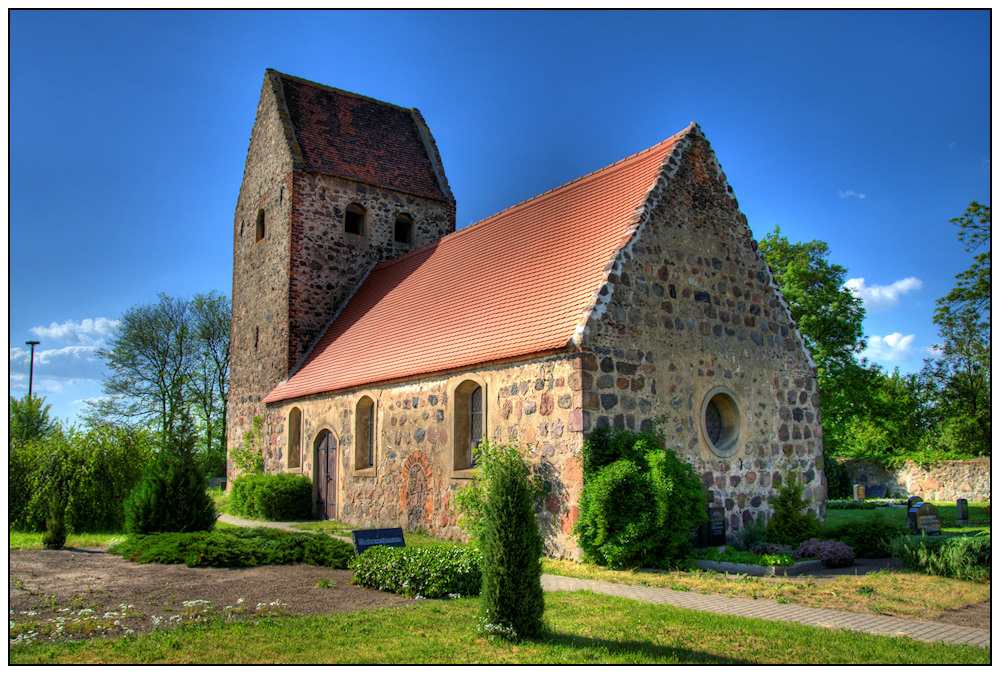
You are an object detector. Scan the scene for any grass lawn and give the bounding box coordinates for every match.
[8,530,126,550]
[824,501,991,533]
[9,591,988,665]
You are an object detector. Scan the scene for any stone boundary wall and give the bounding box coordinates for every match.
[836,458,991,503]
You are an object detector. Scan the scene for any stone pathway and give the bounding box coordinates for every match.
[540,574,990,649]
[217,515,989,649]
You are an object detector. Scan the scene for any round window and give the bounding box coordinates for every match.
[701,387,741,457]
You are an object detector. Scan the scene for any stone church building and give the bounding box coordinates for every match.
[228,69,826,558]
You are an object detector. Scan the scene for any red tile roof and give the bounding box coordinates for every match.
[264,127,690,404]
[272,70,451,203]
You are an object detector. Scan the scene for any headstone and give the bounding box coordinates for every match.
[853,484,866,501]
[907,502,941,535]
[351,527,406,555]
[956,498,969,525]
[705,507,726,546]
[866,484,887,499]
[208,477,227,490]
[906,495,922,510]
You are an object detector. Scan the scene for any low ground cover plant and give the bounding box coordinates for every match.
[109,527,353,568]
[351,545,483,598]
[891,533,990,581]
[795,539,855,568]
[695,547,796,567]
[230,473,313,521]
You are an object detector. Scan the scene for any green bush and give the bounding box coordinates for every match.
[821,516,908,558]
[891,533,991,581]
[478,443,545,640]
[230,473,313,521]
[575,425,706,569]
[764,474,820,546]
[730,516,767,552]
[351,545,483,598]
[124,449,217,535]
[109,527,353,568]
[9,426,155,532]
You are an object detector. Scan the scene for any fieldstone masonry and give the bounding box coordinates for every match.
[837,457,990,502]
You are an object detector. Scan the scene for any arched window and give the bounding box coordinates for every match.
[454,380,485,471]
[354,396,376,471]
[255,209,265,242]
[394,214,413,245]
[287,407,302,469]
[345,204,366,237]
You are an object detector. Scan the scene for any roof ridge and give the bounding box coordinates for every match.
[266,68,416,114]
[370,130,693,275]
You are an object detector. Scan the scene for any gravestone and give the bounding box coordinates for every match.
[906,495,922,510]
[906,502,941,535]
[866,484,887,499]
[705,507,726,546]
[351,527,406,555]
[956,498,969,526]
[853,484,866,501]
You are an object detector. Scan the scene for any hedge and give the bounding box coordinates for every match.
[351,545,483,598]
[230,473,313,521]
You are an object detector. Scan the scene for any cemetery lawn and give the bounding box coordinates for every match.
[824,501,991,533]
[9,591,988,665]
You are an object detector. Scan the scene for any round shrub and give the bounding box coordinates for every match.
[230,473,314,521]
[479,444,545,640]
[576,459,658,568]
[124,450,217,534]
[575,425,707,569]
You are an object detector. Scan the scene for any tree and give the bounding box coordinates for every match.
[188,291,231,476]
[9,394,57,446]
[86,291,231,472]
[758,227,870,454]
[920,202,991,457]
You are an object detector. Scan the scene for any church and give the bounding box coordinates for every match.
[228,69,826,558]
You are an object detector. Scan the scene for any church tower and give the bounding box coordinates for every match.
[228,70,456,472]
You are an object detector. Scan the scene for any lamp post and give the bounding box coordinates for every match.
[25,340,40,399]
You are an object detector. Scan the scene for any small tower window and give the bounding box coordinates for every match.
[394,214,414,245]
[255,209,265,242]
[345,204,366,236]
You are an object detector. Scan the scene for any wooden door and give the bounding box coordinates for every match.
[315,431,337,520]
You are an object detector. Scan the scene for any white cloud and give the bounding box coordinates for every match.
[30,317,119,345]
[838,190,866,200]
[844,276,923,312]
[9,344,105,384]
[861,332,917,363]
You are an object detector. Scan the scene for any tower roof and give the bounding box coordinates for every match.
[268,69,453,203]
[263,125,694,404]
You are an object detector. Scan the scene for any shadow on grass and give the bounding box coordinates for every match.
[534,629,751,664]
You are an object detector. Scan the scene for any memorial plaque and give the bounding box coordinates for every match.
[707,507,726,546]
[853,484,866,501]
[866,484,887,499]
[956,498,969,525]
[351,527,406,555]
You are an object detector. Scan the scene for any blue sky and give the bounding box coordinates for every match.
[9,9,992,424]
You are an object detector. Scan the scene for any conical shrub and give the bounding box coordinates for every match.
[124,450,217,534]
[479,447,544,640]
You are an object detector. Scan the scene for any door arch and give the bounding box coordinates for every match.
[314,430,338,520]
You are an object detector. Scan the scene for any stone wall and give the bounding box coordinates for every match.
[837,458,991,502]
[261,351,590,559]
[581,127,825,537]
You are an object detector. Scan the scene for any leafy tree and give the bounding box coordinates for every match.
[86,291,231,473]
[9,394,57,446]
[935,201,990,322]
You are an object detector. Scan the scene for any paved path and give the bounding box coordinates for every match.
[217,515,989,649]
[541,574,990,649]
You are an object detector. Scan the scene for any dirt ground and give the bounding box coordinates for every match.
[8,548,989,646]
